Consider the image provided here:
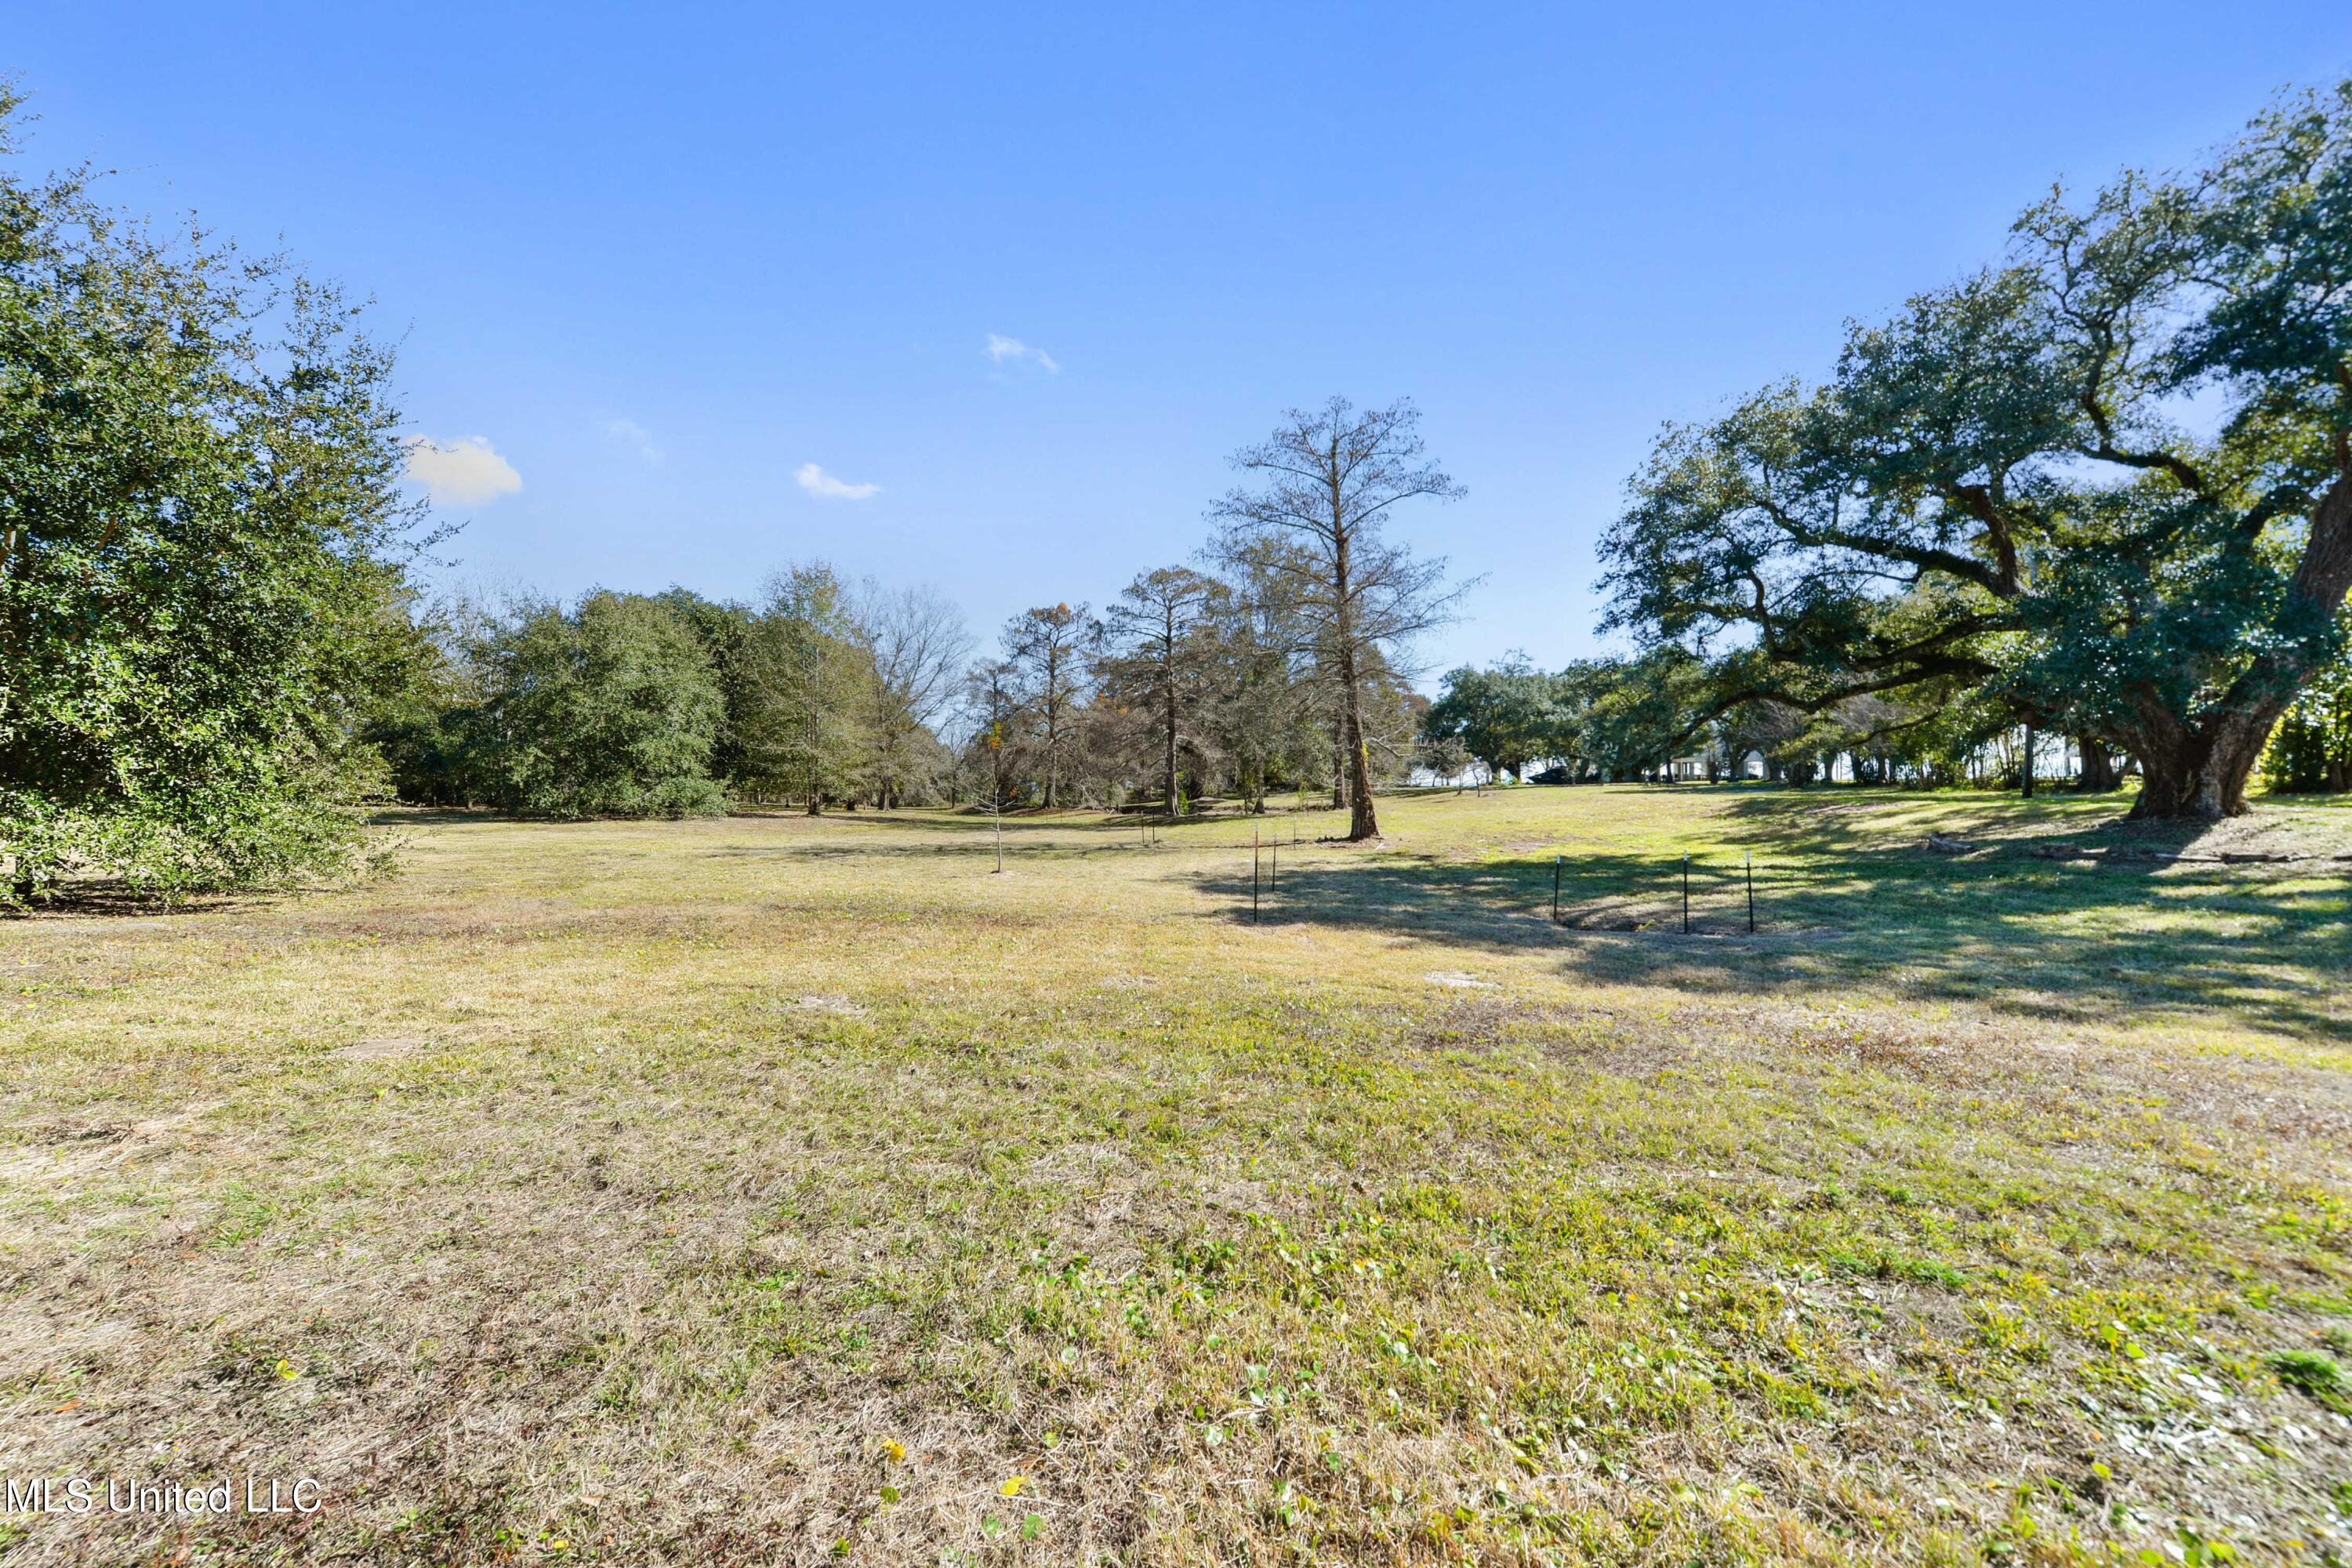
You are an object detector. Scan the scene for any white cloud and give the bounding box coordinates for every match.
[403,435,522,506]
[985,333,1060,374]
[602,417,662,462]
[795,462,880,501]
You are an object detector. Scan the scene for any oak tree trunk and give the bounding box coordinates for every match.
[2128,715,2278,821]
[2073,739,2120,793]
[2128,471,2352,818]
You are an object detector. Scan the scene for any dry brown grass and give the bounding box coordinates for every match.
[1,786,2347,1565]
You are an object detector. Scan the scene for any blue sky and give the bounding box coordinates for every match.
[13,3,2352,681]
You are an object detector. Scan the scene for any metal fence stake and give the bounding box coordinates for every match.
[1552,855,1562,923]
[1682,854,1690,934]
[1253,830,1260,924]
[1746,854,1755,934]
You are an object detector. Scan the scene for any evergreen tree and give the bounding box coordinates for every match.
[2,88,431,901]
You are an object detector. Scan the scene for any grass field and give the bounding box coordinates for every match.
[3,784,2349,1566]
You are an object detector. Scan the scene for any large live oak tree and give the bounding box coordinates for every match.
[1601,82,2352,820]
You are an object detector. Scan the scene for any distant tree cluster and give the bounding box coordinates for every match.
[1421,639,2352,799]
[952,398,1460,838]
[368,397,1466,840]
[1417,643,2352,797]
[1417,652,1759,786]
[372,569,969,818]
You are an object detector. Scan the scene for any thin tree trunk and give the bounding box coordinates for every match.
[1329,503,1380,840]
[1164,668,1180,818]
[1043,655,1059,811]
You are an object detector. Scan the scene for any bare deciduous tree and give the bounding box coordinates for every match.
[1211,397,1468,840]
[960,658,1024,810]
[853,582,971,808]
[1100,568,1222,817]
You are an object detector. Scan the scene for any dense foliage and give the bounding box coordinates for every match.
[1600,82,2352,819]
[474,593,728,818]
[2,87,429,902]
[373,575,965,818]
[2261,649,2352,793]
[1420,658,1558,782]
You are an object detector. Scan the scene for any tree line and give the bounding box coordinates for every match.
[368,397,1465,837]
[1416,648,2352,793]
[3,74,1465,908]
[370,571,967,818]
[8,74,2351,906]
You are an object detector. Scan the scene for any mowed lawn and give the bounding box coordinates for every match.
[2,786,2349,1566]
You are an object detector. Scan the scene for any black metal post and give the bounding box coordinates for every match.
[1552,855,1562,923]
[1746,854,1755,934]
[1682,854,1690,934]
[1252,831,1260,924]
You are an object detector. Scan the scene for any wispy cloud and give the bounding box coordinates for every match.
[985,333,1060,375]
[795,462,880,501]
[602,417,662,462]
[403,435,522,506]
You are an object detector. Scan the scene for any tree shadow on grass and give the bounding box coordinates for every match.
[701,808,1305,861]
[0,886,259,921]
[1191,844,2352,1040]
[771,808,1323,838]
